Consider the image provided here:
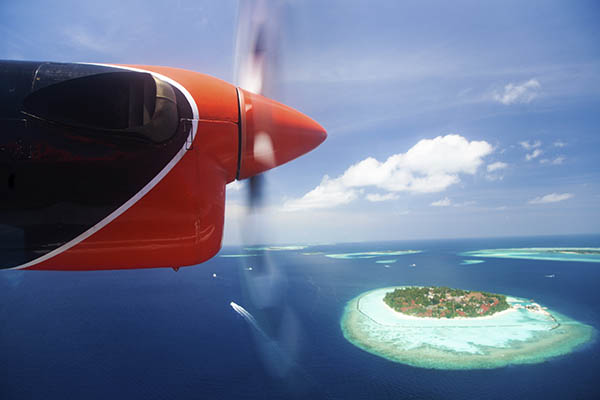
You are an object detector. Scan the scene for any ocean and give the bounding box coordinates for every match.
[1,235,599,399]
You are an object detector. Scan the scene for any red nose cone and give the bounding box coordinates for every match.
[237,88,327,180]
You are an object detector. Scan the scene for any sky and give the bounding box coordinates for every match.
[2,0,599,245]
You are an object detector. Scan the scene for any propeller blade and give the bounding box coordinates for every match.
[231,2,308,386]
[234,0,283,97]
[247,174,264,210]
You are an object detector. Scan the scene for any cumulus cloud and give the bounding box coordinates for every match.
[528,193,574,204]
[487,161,508,172]
[366,193,399,202]
[283,175,359,211]
[283,134,493,211]
[540,156,565,165]
[519,140,542,150]
[519,140,543,161]
[431,197,451,207]
[525,148,543,161]
[486,161,507,181]
[554,140,566,148]
[494,79,541,105]
[453,200,476,207]
[485,174,503,181]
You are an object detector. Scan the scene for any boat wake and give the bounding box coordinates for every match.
[229,300,321,394]
[230,301,268,339]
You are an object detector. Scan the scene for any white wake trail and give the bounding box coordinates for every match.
[230,301,268,339]
[229,303,318,393]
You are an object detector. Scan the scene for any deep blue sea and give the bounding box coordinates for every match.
[2,235,599,399]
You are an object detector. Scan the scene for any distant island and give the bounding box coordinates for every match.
[383,286,510,318]
[460,247,600,263]
[550,249,600,255]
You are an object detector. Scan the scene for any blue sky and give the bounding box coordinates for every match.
[2,0,599,244]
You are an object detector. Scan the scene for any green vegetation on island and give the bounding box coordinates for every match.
[383,286,510,318]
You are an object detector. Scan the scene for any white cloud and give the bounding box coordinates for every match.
[528,193,574,204]
[486,161,507,181]
[494,79,541,105]
[366,193,399,202]
[554,141,566,148]
[453,200,476,207]
[526,149,543,161]
[283,135,493,211]
[487,161,508,172]
[540,156,565,165]
[520,140,545,161]
[519,140,542,150]
[226,180,244,191]
[431,197,451,207]
[283,175,359,211]
[485,174,504,181]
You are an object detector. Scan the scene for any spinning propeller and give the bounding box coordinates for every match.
[230,1,323,391]
[234,0,278,209]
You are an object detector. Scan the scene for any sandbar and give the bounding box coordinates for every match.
[326,250,421,260]
[375,259,398,264]
[461,248,600,263]
[244,245,308,251]
[461,259,485,265]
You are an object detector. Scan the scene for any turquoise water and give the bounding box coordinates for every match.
[325,250,422,259]
[341,286,594,369]
[461,259,485,265]
[375,259,398,264]
[244,245,308,251]
[461,248,600,263]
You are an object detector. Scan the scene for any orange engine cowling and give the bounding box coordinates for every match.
[1,62,325,271]
[236,88,326,180]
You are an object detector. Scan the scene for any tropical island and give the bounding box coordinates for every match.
[341,286,595,369]
[461,247,600,263]
[550,249,600,255]
[325,250,421,259]
[383,286,510,318]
